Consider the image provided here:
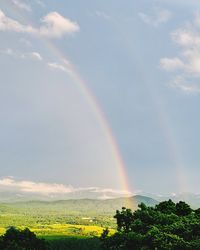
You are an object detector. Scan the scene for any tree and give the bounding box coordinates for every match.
[114,207,134,233]
[101,200,200,250]
[155,199,176,214]
[175,201,192,216]
[0,227,49,250]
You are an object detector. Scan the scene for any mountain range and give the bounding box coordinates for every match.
[0,189,200,208]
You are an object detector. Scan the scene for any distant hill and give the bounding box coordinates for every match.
[1,190,199,209]
[160,193,200,208]
[132,195,158,206]
[0,195,158,216]
[142,193,200,209]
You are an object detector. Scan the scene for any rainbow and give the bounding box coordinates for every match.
[48,45,132,194]
[124,46,189,193]
[106,19,189,194]
[0,2,135,202]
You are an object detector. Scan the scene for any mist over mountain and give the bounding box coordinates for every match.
[0,176,199,209]
[0,177,132,202]
[1,188,200,208]
[0,188,132,202]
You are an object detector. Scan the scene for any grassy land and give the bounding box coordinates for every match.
[0,196,156,240]
[0,224,115,238]
[0,202,116,239]
[28,224,113,238]
[0,197,157,249]
[0,213,112,249]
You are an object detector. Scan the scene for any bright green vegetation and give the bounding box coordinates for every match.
[0,203,115,238]
[101,200,200,249]
[0,200,116,249]
[0,195,157,239]
[0,224,114,239]
[1,199,200,249]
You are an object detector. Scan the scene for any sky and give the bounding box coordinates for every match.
[0,0,200,196]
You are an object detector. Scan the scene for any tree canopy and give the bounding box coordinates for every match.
[101,200,200,250]
[0,227,49,250]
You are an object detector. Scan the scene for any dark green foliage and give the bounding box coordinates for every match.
[0,227,101,250]
[101,200,200,250]
[100,228,110,249]
[155,199,176,214]
[175,201,192,216]
[114,207,134,233]
[0,227,49,250]
[48,237,101,250]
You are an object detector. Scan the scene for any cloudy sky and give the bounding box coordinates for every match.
[0,0,200,196]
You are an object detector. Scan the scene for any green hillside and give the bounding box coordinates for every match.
[0,195,158,238]
[0,195,158,216]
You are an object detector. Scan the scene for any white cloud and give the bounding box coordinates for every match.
[0,177,132,198]
[139,8,171,27]
[0,177,73,195]
[39,12,79,38]
[29,51,43,61]
[47,62,68,72]
[0,10,79,38]
[171,29,200,47]
[0,10,35,33]
[182,49,200,74]
[171,76,200,94]
[160,57,185,71]
[98,194,113,200]
[47,60,76,77]
[1,48,42,61]
[160,13,200,94]
[91,187,132,195]
[12,0,32,12]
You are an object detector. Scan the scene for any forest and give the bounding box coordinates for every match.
[1,200,200,249]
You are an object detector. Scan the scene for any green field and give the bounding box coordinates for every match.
[0,201,119,239]
[0,195,157,237]
[0,196,157,250]
[0,223,115,238]
[0,200,119,249]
